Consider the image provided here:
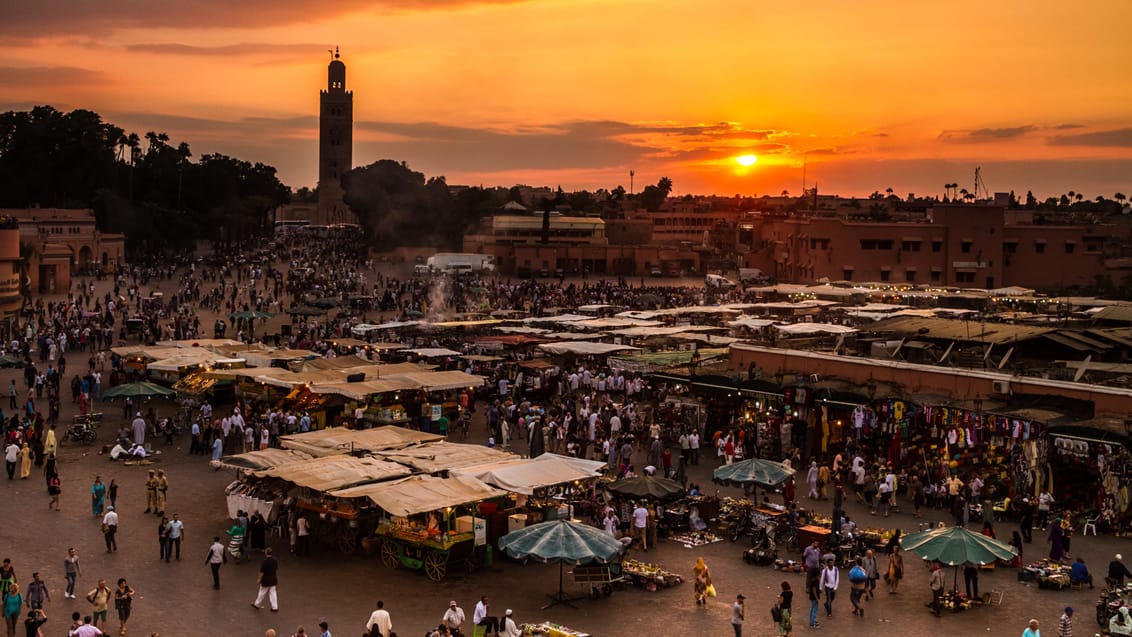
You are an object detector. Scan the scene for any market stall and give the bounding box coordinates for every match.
[331,474,507,581]
[278,425,443,458]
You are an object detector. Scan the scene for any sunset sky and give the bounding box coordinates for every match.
[4,0,1131,198]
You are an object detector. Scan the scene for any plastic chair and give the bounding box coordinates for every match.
[1083,517,1098,536]
[472,625,487,637]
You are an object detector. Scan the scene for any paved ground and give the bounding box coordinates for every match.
[1,267,1121,637]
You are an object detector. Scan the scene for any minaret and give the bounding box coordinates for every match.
[318,47,353,224]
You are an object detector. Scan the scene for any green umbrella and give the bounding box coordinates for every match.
[713,457,795,488]
[498,519,625,609]
[102,381,176,399]
[288,306,325,317]
[308,297,340,309]
[901,525,1017,566]
[605,475,685,502]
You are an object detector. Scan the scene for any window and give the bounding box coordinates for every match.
[877,240,894,250]
[858,239,893,250]
[1035,242,1046,254]
[905,270,917,283]
[809,238,830,250]
[1002,242,1018,254]
[961,241,973,254]
[955,271,975,283]
[932,240,942,253]
[1064,242,1075,254]
[930,270,942,283]
[842,269,854,281]
[901,241,921,252]
[1086,242,1099,252]
[880,270,891,282]
[859,240,876,250]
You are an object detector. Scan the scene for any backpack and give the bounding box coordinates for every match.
[848,565,868,584]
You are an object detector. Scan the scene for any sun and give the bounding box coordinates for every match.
[735,154,758,167]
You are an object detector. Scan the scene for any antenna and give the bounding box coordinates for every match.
[975,166,989,200]
[334,46,341,59]
[801,157,807,195]
[629,170,635,196]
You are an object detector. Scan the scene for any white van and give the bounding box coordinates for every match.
[705,274,736,288]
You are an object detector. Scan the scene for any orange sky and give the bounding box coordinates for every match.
[3,0,1131,198]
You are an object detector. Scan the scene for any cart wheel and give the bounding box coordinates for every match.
[589,586,600,600]
[602,583,613,597]
[380,541,399,569]
[336,527,357,554]
[424,551,447,582]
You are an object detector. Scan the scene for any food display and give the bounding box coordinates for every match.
[669,530,723,547]
[622,559,683,588]
[520,622,592,637]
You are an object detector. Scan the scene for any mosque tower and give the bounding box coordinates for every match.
[318,47,353,224]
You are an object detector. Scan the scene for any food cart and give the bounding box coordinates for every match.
[331,474,508,581]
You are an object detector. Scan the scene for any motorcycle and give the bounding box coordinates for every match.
[62,422,97,445]
[742,523,779,565]
[1097,588,1127,627]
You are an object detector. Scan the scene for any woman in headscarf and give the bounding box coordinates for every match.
[1009,531,1024,568]
[1048,518,1065,562]
[693,557,712,606]
[90,476,107,516]
[17,443,30,479]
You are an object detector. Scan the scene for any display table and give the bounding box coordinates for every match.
[1020,560,1072,590]
[796,525,831,547]
[621,559,683,589]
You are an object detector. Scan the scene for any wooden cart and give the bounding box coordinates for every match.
[374,525,479,582]
[294,501,365,555]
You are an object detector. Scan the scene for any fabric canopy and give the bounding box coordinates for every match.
[330,474,506,517]
[901,525,1017,566]
[399,348,463,358]
[774,323,858,335]
[605,475,685,501]
[279,426,443,457]
[452,456,600,495]
[215,448,314,471]
[713,458,795,488]
[376,442,514,473]
[538,342,640,356]
[254,455,410,491]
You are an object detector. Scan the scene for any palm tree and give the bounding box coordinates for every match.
[1115,193,1126,204]
[1075,193,1084,204]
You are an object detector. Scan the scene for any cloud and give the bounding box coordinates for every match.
[0,66,105,87]
[938,126,1038,143]
[123,43,333,61]
[1047,127,1132,148]
[3,0,529,39]
[801,147,857,156]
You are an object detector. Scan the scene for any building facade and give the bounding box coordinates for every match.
[4,208,125,294]
[318,47,354,225]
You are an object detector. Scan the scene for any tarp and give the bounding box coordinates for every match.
[399,348,462,358]
[451,456,600,495]
[729,317,777,329]
[385,370,485,391]
[330,474,507,517]
[254,455,410,491]
[279,426,443,457]
[774,323,858,335]
[376,442,515,474]
[533,453,608,475]
[215,448,314,471]
[538,342,640,356]
[311,378,421,401]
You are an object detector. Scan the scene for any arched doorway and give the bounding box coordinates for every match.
[78,245,93,266]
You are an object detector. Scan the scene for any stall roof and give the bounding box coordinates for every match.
[279,426,444,457]
[516,359,557,370]
[867,316,1053,345]
[609,325,720,338]
[352,321,421,334]
[253,455,410,491]
[375,441,515,473]
[571,318,663,329]
[330,474,507,517]
[535,453,608,474]
[774,323,858,335]
[385,370,485,391]
[538,342,640,356]
[728,317,777,329]
[460,354,504,362]
[521,313,591,324]
[451,455,601,495]
[215,448,315,471]
[146,351,226,372]
[311,378,421,400]
[329,337,369,348]
[399,347,462,358]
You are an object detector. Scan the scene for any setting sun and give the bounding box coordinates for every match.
[735,154,758,167]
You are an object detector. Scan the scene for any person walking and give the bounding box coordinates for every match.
[157,516,171,562]
[85,579,110,629]
[205,537,226,589]
[861,549,879,599]
[102,506,118,553]
[251,548,279,612]
[819,558,839,618]
[154,470,168,516]
[692,557,712,606]
[441,600,464,635]
[1022,618,1041,637]
[2,582,21,637]
[730,594,745,637]
[631,502,648,551]
[1058,606,1074,637]
[365,600,392,637]
[144,470,158,514]
[885,546,904,593]
[848,558,868,617]
[3,440,16,480]
[63,549,80,599]
[113,578,134,636]
[806,568,822,629]
[928,561,945,617]
[47,473,61,512]
[775,581,793,637]
[25,573,49,610]
[90,477,106,517]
